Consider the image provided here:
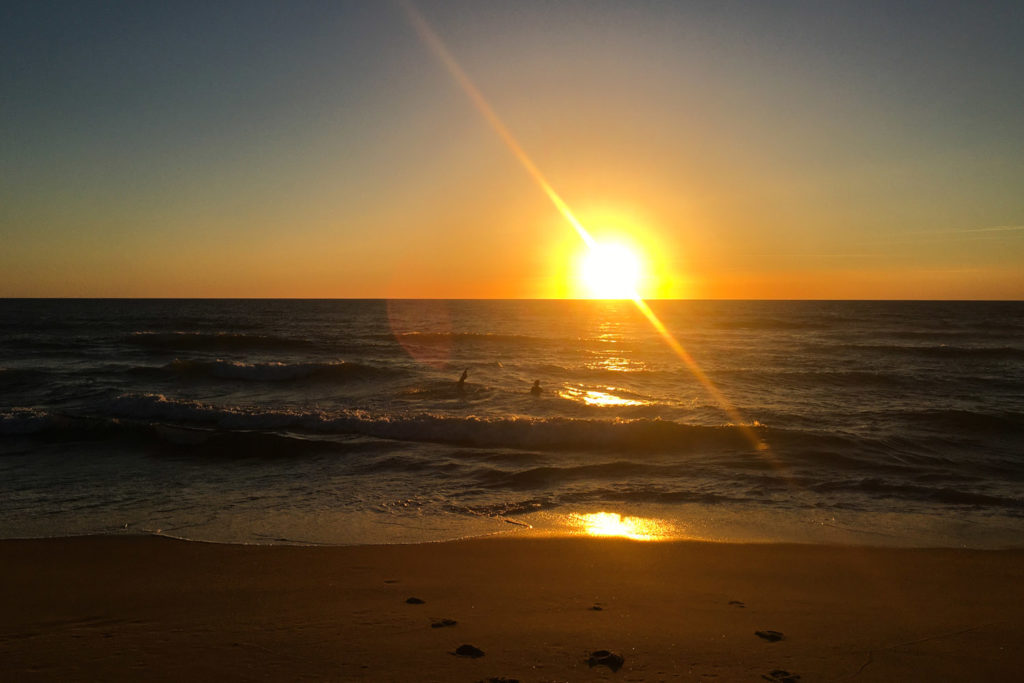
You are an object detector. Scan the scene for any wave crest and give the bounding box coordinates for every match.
[99,393,757,453]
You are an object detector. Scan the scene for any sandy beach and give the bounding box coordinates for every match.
[1,535,1021,681]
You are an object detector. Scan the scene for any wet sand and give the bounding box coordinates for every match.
[1,535,1021,681]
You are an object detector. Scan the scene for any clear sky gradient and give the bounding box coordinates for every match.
[3,1,1022,298]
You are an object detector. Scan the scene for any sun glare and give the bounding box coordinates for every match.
[570,512,672,541]
[580,242,643,299]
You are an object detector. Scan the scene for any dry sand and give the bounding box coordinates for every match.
[1,535,1021,681]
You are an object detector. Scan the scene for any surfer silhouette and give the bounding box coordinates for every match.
[530,380,542,396]
[457,369,468,392]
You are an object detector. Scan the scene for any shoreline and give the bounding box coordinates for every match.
[3,535,1022,681]
[5,496,1021,550]
[4,525,1024,550]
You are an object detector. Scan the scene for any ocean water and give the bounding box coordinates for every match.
[1,299,1022,548]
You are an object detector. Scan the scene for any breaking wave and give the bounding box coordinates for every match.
[95,393,758,453]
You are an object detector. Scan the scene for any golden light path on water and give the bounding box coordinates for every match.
[403,2,768,454]
[559,385,646,407]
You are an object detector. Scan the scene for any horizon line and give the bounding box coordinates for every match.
[2,297,1022,303]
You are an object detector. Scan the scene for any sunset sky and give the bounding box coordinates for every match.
[3,1,1022,299]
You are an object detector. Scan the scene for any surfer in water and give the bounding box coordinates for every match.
[457,369,468,392]
[530,380,542,396]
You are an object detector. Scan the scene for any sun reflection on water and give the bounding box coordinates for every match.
[559,385,647,407]
[569,512,673,541]
[586,356,647,372]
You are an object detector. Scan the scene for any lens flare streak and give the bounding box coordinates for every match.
[402,2,595,250]
[403,1,768,454]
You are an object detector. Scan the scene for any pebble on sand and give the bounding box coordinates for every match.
[405,597,425,604]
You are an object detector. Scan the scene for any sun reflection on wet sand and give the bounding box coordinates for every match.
[569,512,674,541]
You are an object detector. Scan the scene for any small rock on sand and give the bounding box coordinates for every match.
[587,649,625,672]
[405,597,425,604]
[762,669,800,682]
[454,644,485,658]
[755,630,785,642]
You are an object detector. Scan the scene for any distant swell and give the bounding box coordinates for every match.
[166,358,397,383]
[714,318,825,331]
[889,408,1024,435]
[726,369,910,389]
[831,343,1024,360]
[391,331,546,346]
[126,331,314,351]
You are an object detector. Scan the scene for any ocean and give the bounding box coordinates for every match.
[1,299,1022,548]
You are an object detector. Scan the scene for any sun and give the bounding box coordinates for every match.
[579,242,644,299]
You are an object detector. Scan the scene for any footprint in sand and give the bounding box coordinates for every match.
[587,650,625,672]
[755,630,785,642]
[431,618,457,628]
